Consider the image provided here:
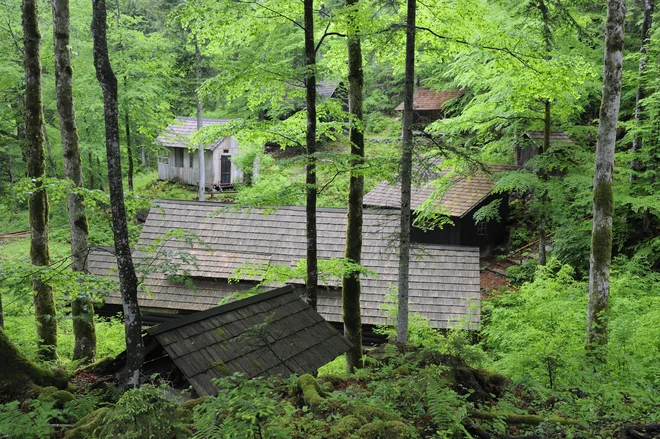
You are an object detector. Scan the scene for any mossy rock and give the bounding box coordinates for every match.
[79,356,115,374]
[176,396,209,422]
[356,420,415,439]
[297,374,326,411]
[318,374,346,387]
[63,407,110,439]
[328,414,367,437]
[350,405,401,423]
[38,387,75,408]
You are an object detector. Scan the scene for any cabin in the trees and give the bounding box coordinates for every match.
[90,199,481,340]
[515,131,574,167]
[363,164,515,257]
[157,117,242,188]
[394,88,464,125]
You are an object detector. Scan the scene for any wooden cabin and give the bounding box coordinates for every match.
[394,88,464,125]
[89,200,481,338]
[157,117,242,187]
[363,164,515,257]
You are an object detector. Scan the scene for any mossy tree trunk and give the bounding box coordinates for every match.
[397,0,415,344]
[304,0,318,311]
[51,0,96,363]
[343,0,364,372]
[91,0,144,386]
[587,0,625,353]
[0,327,67,395]
[538,100,551,266]
[23,0,58,361]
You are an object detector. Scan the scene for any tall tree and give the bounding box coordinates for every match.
[23,0,58,360]
[397,0,415,344]
[586,0,625,353]
[343,0,364,372]
[630,0,653,180]
[304,0,318,311]
[51,0,96,362]
[196,42,205,202]
[91,0,144,386]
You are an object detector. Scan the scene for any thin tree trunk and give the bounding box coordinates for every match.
[630,0,653,181]
[51,0,96,362]
[343,0,364,372]
[304,0,318,311]
[538,100,551,266]
[196,43,205,201]
[141,146,146,167]
[42,124,57,177]
[97,156,104,191]
[8,156,17,213]
[91,0,143,386]
[397,0,415,344]
[88,151,95,189]
[125,109,133,192]
[23,0,57,361]
[586,0,625,354]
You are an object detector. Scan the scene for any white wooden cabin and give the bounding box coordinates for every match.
[157,117,242,187]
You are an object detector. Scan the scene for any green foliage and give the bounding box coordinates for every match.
[93,383,190,439]
[0,400,61,439]
[506,258,539,286]
[194,373,292,439]
[426,380,472,439]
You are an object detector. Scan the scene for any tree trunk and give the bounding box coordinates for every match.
[397,0,415,344]
[88,151,95,189]
[23,0,58,361]
[538,100,551,266]
[51,0,96,363]
[630,0,653,181]
[343,0,364,372]
[0,293,4,329]
[304,0,318,311]
[91,0,144,387]
[586,0,625,353]
[141,146,146,167]
[125,109,134,192]
[196,42,205,201]
[42,124,57,177]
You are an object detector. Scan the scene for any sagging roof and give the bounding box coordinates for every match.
[394,88,464,111]
[363,164,516,218]
[157,116,232,150]
[149,285,351,396]
[88,200,481,329]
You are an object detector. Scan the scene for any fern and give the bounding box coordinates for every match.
[426,380,473,439]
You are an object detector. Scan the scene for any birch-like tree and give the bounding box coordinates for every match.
[23,0,58,360]
[91,0,144,386]
[586,0,625,353]
[51,0,96,362]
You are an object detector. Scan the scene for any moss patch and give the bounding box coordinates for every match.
[176,396,209,422]
[212,361,230,376]
[356,420,414,439]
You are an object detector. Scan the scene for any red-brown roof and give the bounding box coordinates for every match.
[394,88,464,111]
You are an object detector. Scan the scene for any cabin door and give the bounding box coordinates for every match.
[220,156,231,184]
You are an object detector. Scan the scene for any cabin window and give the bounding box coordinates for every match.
[174,148,184,168]
[223,149,229,153]
[158,155,168,165]
[189,151,194,168]
[476,221,487,236]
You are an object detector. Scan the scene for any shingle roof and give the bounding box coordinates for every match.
[523,131,574,145]
[394,88,464,111]
[88,201,481,329]
[149,285,351,396]
[157,116,232,150]
[363,165,515,217]
[316,80,340,99]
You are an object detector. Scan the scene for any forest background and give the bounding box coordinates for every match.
[1,0,660,438]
